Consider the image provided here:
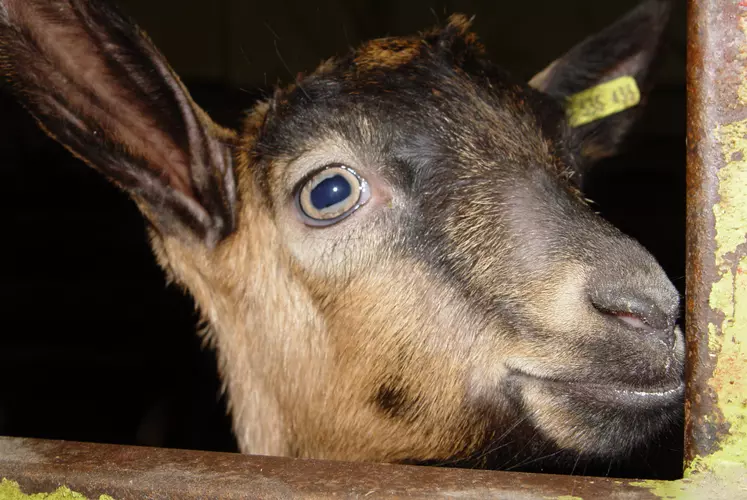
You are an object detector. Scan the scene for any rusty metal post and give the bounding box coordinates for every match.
[685,0,747,481]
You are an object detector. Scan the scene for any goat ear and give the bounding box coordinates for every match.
[529,0,671,164]
[0,0,237,247]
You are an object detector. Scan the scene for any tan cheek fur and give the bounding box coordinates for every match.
[306,261,492,462]
[148,139,506,461]
[150,148,333,456]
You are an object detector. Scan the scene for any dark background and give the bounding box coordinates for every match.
[0,0,686,478]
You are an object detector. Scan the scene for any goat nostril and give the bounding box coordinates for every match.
[607,310,651,331]
[589,289,678,348]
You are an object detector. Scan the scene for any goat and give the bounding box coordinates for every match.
[0,0,683,472]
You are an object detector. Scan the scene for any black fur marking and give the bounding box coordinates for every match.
[373,381,417,421]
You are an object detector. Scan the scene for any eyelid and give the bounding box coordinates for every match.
[282,143,358,194]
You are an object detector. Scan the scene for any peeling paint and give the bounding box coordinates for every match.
[711,119,747,262]
[687,117,747,484]
[0,479,116,500]
[739,16,747,106]
[633,116,747,500]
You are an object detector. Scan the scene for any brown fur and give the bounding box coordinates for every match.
[353,38,423,72]
[0,0,681,471]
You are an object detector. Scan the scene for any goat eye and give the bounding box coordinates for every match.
[296,165,370,226]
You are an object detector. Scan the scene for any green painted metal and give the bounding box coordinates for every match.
[0,479,115,500]
[629,0,747,497]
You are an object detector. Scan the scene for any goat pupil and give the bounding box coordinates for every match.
[311,175,352,210]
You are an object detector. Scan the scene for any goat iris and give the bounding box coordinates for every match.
[296,164,370,226]
[310,175,352,210]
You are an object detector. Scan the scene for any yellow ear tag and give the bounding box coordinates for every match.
[565,76,641,128]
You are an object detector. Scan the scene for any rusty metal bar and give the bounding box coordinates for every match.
[684,0,747,481]
[0,437,663,499]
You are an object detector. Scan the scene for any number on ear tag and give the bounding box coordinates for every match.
[566,76,641,128]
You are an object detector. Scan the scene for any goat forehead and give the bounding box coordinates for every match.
[253,29,570,210]
[263,60,556,169]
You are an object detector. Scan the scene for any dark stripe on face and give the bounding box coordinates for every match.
[373,379,418,422]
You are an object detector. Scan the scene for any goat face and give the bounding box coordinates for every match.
[0,0,682,469]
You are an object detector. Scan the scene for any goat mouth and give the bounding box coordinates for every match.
[511,371,684,408]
